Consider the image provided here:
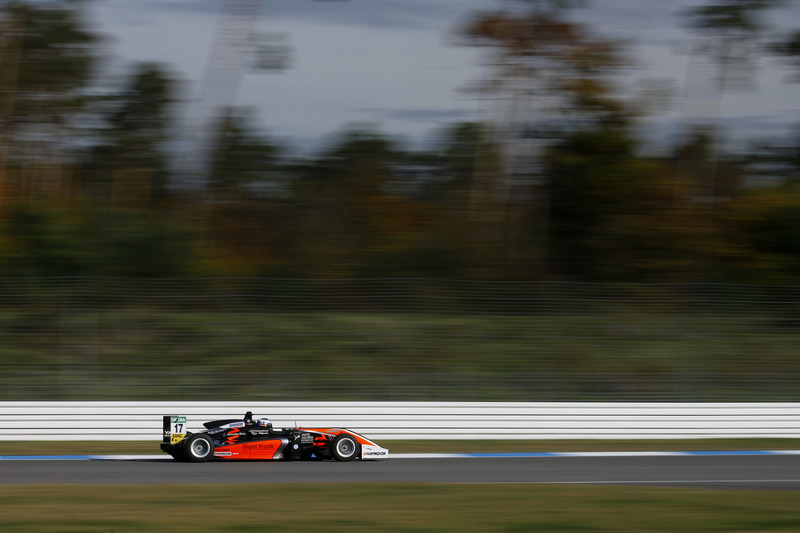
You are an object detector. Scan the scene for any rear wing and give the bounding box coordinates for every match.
[163,415,187,444]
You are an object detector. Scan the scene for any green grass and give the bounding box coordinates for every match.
[2,310,800,401]
[1,484,799,532]
[0,438,797,456]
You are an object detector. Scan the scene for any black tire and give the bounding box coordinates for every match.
[183,433,215,463]
[314,446,332,460]
[331,434,359,462]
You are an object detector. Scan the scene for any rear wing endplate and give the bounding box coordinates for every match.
[163,415,187,444]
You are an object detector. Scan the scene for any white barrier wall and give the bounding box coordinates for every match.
[1,402,799,441]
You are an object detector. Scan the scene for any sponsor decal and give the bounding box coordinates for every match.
[243,443,279,452]
[300,433,314,444]
[214,451,232,456]
[225,427,242,444]
[361,445,389,459]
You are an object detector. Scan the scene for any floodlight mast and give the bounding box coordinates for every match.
[179,0,349,191]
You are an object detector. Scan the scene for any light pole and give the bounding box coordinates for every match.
[179,0,349,191]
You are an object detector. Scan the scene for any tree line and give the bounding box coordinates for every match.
[1,0,800,282]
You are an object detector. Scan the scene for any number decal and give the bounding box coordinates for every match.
[170,416,187,444]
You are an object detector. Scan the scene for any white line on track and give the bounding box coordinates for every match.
[391,451,800,459]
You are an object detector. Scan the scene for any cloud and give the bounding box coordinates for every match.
[721,113,800,140]
[125,0,492,32]
[91,0,800,153]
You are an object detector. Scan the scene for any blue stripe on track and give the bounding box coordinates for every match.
[464,451,800,458]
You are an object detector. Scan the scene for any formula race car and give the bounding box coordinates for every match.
[160,411,389,462]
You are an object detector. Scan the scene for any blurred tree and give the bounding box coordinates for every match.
[458,1,631,276]
[385,123,488,278]
[0,0,98,201]
[81,62,177,206]
[672,125,742,201]
[0,203,88,276]
[292,127,432,277]
[420,122,486,206]
[544,122,755,283]
[434,122,483,189]
[747,17,800,187]
[86,208,201,277]
[771,28,800,80]
[207,107,284,201]
[721,188,800,283]
[683,0,782,90]
[746,126,800,185]
[0,202,200,277]
[544,120,652,280]
[198,108,294,275]
[677,0,782,203]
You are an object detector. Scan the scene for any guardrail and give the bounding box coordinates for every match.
[1,402,799,441]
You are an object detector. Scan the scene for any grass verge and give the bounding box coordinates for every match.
[1,484,799,532]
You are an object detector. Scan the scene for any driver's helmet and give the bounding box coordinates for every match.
[257,417,272,428]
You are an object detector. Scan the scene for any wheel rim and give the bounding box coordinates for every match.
[191,439,210,458]
[337,438,355,457]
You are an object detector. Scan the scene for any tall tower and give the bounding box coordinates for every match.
[178,0,347,191]
[180,0,273,190]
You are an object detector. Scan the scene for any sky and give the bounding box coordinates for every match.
[85,0,800,154]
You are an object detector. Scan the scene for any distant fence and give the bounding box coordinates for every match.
[1,279,800,402]
[1,402,799,441]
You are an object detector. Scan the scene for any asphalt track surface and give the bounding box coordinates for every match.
[2,454,800,490]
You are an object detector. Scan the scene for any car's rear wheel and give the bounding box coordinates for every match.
[331,434,359,462]
[184,433,214,463]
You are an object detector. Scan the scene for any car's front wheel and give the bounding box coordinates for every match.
[184,433,215,463]
[331,434,359,462]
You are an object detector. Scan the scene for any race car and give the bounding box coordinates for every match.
[160,411,389,463]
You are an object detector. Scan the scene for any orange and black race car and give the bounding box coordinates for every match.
[160,411,389,463]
